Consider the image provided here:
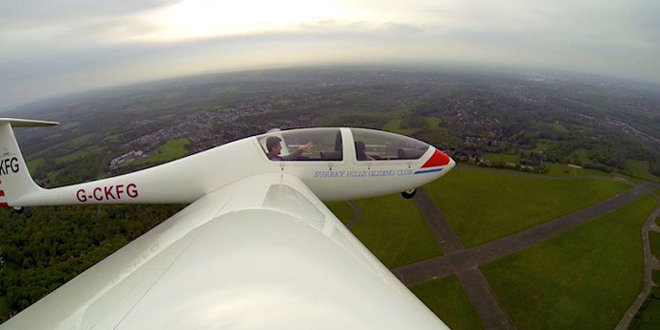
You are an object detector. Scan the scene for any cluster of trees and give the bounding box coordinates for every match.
[650,163,660,177]
[0,204,182,321]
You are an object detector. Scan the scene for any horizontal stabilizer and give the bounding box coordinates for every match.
[0,118,59,127]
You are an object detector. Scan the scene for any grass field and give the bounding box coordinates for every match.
[26,157,46,173]
[521,139,560,153]
[424,165,631,247]
[546,163,573,176]
[568,148,592,166]
[656,216,660,227]
[70,133,96,146]
[650,231,660,258]
[627,160,660,182]
[411,276,482,330]
[545,163,614,177]
[382,118,418,135]
[325,201,354,225]
[45,133,64,140]
[548,122,569,133]
[102,134,121,143]
[482,195,658,330]
[55,146,105,164]
[350,194,443,268]
[545,163,644,185]
[382,115,442,136]
[424,116,441,128]
[654,270,660,286]
[483,153,518,164]
[273,97,294,107]
[133,138,190,166]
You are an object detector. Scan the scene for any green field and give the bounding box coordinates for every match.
[133,138,190,166]
[273,97,294,107]
[55,146,105,164]
[628,160,660,182]
[411,276,482,330]
[484,153,518,164]
[654,270,660,286]
[26,157,46,173]
[424,116,441,128]
[656,216,660,227]
[522,139,560,153]
[482,195,658,330]
[382,118,418,135]
[351,194,443,268]
[568,148,591,166]
[546,163,573,175]
[650,231,660,258]
[102,134,121,143]
[70,133,96,146]
[325,201,354,225]
[45,133,64,140]
[545,163,610,177]
[545,163,640,184]
[548,122,569,133]
[424,165,631,247]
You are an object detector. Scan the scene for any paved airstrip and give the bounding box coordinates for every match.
[346,180,660,330]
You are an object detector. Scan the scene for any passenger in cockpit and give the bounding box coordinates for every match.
[266,136,313,161]
[355,141,375,161]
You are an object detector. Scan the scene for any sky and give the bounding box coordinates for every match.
[1,0,659,110]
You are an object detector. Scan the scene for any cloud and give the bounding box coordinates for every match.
[1,0,659,110]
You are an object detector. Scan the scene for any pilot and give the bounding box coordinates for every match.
[266,136,313,161]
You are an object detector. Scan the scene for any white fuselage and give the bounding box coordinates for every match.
[13,128,454,207]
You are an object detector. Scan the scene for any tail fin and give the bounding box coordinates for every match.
[0,118,58,207]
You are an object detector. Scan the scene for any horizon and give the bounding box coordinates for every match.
[2,0,660,111]
[4,62,660,114]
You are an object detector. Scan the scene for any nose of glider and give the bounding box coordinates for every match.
[422,148,454,170]
[415,148,455,179]
[447,152,456,171]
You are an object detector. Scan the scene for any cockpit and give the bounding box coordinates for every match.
[257,127,430,162]
[351,128,429,161]
[259,128,343,161]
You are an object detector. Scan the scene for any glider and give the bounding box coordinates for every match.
[0,119,455,329]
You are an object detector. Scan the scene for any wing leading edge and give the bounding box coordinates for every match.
[2,173,448,329]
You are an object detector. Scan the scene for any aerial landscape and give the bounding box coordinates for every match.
[0,67,658,329]
[1,0,660,329]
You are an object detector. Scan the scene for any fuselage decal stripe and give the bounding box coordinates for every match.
[414,168,444,175]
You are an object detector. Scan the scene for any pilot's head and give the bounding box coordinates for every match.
[266,136,282,155]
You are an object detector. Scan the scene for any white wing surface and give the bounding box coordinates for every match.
[1,173,448,329]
